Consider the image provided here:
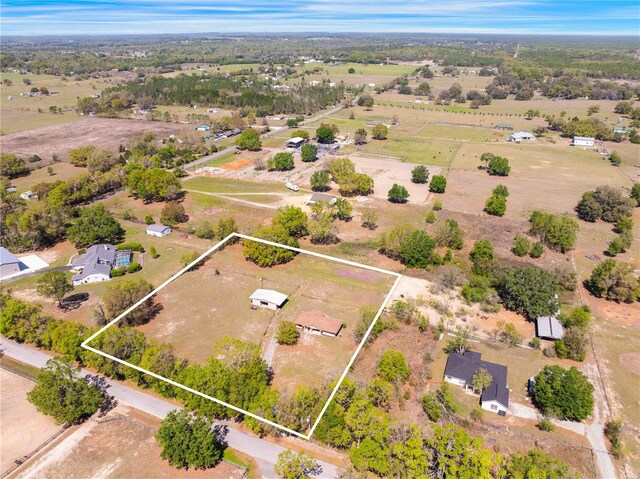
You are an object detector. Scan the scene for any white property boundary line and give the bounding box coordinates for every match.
[82,232,401,440]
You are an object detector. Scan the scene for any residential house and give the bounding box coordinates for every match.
[444,351,510,415]
[295,311,343,337]
[146,224,172,237]
[250,289,288,310]
[508,131,536,142]
[535,316,565,340]
[0,247,27,278]
[71,244,123,285]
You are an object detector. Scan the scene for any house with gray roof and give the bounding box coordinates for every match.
[72,244,117,285]
[444,351,509,415]
[0,247,27,278]
[536,316,565,340]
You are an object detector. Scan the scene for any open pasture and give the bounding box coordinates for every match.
[132,241,395,390]
[442,141,631,218]
[1,71,131,134]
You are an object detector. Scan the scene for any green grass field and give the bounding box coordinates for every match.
[183,176,285,194]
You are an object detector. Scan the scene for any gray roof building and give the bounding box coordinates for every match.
[536,316,565,340]
[72,244,117,284]
[306,193,337,205]
[444,351,509,409]
[250,289,288,308]
[0,247,22,266]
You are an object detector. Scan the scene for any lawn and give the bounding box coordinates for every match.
[359,134,461,166]
[183,176,285,194]
[11,162,85,193]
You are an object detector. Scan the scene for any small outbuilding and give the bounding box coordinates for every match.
[286,137,306,148]
[146,224,172,237]
[508,131,536,142]
[20,190,34,200]
[250,289,288,310]
[295,311,343,337]
[306,193,337,205]
[0,247,27,278]
[572,136,595,147]
[495,123,514,130]
[535,316,565,340]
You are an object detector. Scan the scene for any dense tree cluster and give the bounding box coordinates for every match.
[529,210,579,253]
[329,158,374,196]
[576,185,635,223]
[532,365,594,421]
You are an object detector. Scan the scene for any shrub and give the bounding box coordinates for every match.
[529,337,541,349]
[117,242,144,252]
[126,262,142,274]
[425,210,436,224]
[537,417,555,432]
[371,123,388,140]
[492,184,509,197]
[512,234,531,256]
[487,156,511,176]
[485,193,506,216]
[267,152,295,171]
[276,321,299,345]
[310,170,331,191]
[110,268,125,277]
[300,143,318,162]
[316,125,335,143]
[377,350,410,383]
[160,201,187,226]
[432,200,442,211]
[388,183,409,203]
[429,175,447,193]
[411,165,429,184]
[529,242,544,258]
[149,246,159,259]
[144,214,154,225]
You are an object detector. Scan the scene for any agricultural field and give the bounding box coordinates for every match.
[126,241,396,391]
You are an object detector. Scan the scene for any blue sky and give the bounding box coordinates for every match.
[1,0,638,36]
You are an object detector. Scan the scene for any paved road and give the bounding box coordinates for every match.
[0,338,339,479]
[509,402,616,479]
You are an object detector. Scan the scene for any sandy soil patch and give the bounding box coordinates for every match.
[12,405,246,479]
[1,369,62,475]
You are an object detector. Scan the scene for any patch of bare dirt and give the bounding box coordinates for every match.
[0,118,180,160]
[619,353,640,376]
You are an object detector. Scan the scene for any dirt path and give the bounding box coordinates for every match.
[183,189,279,210]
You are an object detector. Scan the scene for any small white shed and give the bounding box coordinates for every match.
[146,224,172,237]
[250,289,288,310]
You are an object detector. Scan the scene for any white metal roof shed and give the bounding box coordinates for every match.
[250,289,288,307]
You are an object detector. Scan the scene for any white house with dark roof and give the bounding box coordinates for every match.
[71,244,117,285]
[0,247,27,278]
[146,224,171,237]
[444,351,510,415]
[250,289,288,310]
